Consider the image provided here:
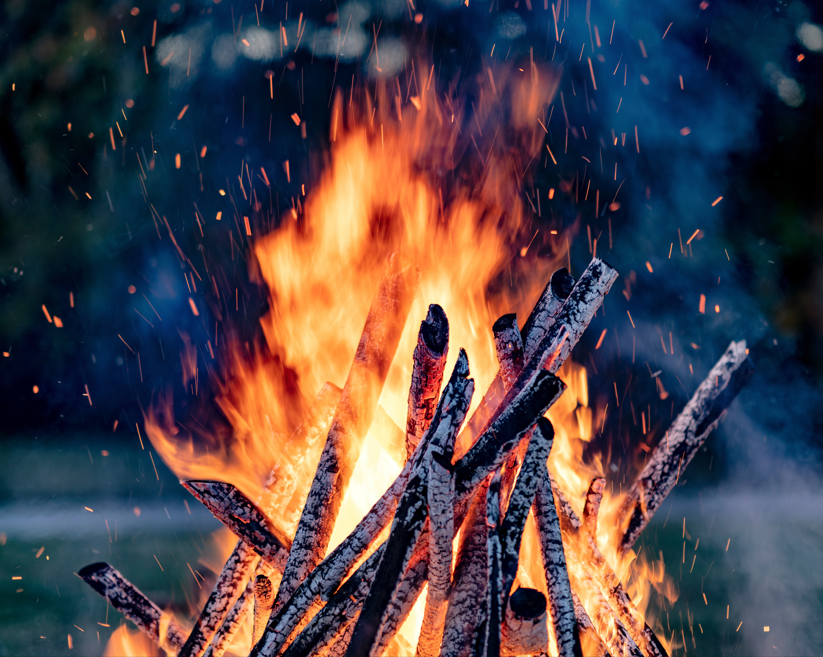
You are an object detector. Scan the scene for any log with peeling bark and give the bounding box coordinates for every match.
[440,479,490,657]
[345,351,472,657]
[178,540,259,657]
[501,588,549,657]
[580,478,668,657]
[253,573,276,646]
[534,465,582,657]
[406,303,449,459]
[618,340,754,553]
[203,580,253,657]
[500,418,553,596]
[77,562,188,652]
[251,348,472,657]
[273,254,420,615]
[481,472,505,657]
[180,480,291,570]
[415,451,454,657]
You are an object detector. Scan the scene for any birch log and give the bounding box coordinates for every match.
[273,253,419,615]
[77,563,188,652]
[618,340,753,553]
[406,303,449,458]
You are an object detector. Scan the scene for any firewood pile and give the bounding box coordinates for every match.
[78,256,753,657]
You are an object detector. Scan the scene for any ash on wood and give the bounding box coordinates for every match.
[203,580,253,657]
[406,303,449,459]
[481,472,505,657]
[345,351,473,657]
[77,562,188,652]
[534,466,582,657]
[180,480,291,569]
[493,313,524,389]
[273,253,420,615]
[619,340,753,553]
[178,540,258,657]
[501,588,549,657]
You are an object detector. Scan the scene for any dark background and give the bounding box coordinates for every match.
[0,0,821,655]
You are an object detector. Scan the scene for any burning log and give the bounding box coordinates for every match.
[581,478,668,657]
[415,450,455,656]
[463,259,616,451]
[501,588,549,657]
[76,563,188,652]
[440,479,490,657]
[571,591,611,657]
[178,540,259,657]
[367,552,430,656]
[481,472,505,657]
[180,480,291,570]
[493,313,524,389]
[344,350,473,657]
[521,267,577,361]
[618,340,754,553]
[406,303,450,459]
[278,549,384,657]
[252,347,473,657]
[273,253,420,614]
[203,580,253,657]
[500,417,553,595]
[253,573,276,645]
[182,382,340,657]
[533,465,582,657]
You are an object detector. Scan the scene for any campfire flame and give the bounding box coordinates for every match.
[138,61,677,656]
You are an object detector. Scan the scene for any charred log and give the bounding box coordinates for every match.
[406,304,449,459]
[76,562,188,652]
[619,340,754,553]
[501,588,549,657]
[202,580,253,657]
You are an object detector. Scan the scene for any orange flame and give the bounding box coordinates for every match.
[133,60,673,657]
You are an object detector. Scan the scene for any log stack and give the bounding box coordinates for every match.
[78,255,753,657]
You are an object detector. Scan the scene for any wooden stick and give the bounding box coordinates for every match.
[253,573,276,646]
[203,580,253,657]
[274,253,420,614]
[521,267,576,362]
[493,313,524,389]
[77,562,188,652]
[415,452,454,657]
[618,340,753,553]
[406,303,449,459]
[181,383,339,657]
[345,351,472,657]
[278,549,384,657]
[533,466,582,657]
[500,418,553,596]
[253,348,472,657]
[462,268,575,452]
[481,472,505,657]
[501,588,549,657]
[369,551,430,656]
[178,540,259,657]
[180,480,291,569]
[580,478,668,657]
[440,479,490,657]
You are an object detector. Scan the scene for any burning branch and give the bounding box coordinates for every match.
[76,563,188,653]
[406,303,450,459]
[202,580,253,657]
[273,253,420,615]
[618,340,754,553]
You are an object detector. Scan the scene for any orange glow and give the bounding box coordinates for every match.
[137,63,672,656]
